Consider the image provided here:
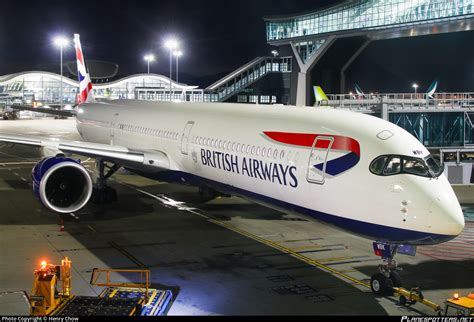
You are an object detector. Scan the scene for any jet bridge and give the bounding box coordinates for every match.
[264,0,474,106]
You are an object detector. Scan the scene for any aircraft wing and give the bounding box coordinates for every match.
[10,105,76,117]
[0,134,170,170]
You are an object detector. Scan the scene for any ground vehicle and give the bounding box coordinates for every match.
[0,94,19,120]
[444,293,474,316]
[396,288,474,316]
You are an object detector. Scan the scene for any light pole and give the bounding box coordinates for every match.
[53,36,70,109]
[173,51,183,84]
[413,83,419,95]
[144,54,155,74]
[165,39,178,101]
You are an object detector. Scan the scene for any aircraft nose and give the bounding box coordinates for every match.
[429,197,465,236]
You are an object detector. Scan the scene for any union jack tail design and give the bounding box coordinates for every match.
[74,34,94,104]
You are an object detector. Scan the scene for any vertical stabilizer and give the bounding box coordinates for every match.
[314,86,329,105]
[355,84,365,97]
[74,34,95,104]
[426,80,439,99]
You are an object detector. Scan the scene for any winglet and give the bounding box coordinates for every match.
[74,34,95,104]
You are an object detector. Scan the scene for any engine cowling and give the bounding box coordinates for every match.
[32,156,93,214]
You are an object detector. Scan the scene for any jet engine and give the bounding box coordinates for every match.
[32,156,93,214]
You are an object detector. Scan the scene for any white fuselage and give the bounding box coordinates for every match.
[76,100,465,245]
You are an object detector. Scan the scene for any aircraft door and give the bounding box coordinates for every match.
[181,121,195,155]
[307,136,334,185]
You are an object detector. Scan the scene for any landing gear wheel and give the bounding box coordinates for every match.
[399,295,407,306]
[370,273,388,295]
[92,186,118,205]
[389,271,402,288]
[384,277,395,296]
[103,186,118,203]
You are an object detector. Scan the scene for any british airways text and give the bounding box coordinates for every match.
[200,149,298,188]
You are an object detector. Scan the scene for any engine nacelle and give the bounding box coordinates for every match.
[32,156,93,214]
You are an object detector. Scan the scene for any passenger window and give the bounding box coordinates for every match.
[370,156,388,175]
[262,147,266,157]
[280,150,285,160]
[384,157,401,175]
[246,145,251,154]
[237,143,241,151]
[267,148,272,158]
[251,146,256,155]
[232,143,237,151]
[241,144,245,153]
[273,149,279,159]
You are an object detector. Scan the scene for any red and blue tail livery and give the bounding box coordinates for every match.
[74,34,94,105]
[263,132,360,177]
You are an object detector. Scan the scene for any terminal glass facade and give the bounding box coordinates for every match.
[266,0,474,41]
[390,112,474,148]
[0,73,207,104]
[94,76,191,100]
[0,74,77,104]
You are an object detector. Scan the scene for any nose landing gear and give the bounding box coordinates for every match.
[370,242,405,296]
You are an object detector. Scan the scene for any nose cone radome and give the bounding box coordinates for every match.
[429,196,465,237]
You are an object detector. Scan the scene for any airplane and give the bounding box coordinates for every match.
[426,80,439,99]
[355,84,365,97]
[0,34,465,296]
[313,86,329,104]
[353,81,439,98]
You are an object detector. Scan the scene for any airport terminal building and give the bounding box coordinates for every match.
[0,71,216,105]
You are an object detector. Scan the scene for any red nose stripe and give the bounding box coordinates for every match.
[263,132,360,157]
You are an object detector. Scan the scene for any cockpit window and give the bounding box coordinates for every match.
[370,155,444,178]
[425,155,444,177]
[369,156,388,175]
[403,157,430,177]
[383,157,401,175]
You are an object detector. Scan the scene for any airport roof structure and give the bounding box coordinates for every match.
[0,71,197,91]
[265,0,474,44]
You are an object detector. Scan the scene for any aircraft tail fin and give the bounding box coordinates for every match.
[314,86,329,105]
[355,84,365,97]
[426,80,438,98]
[74,34,95,104]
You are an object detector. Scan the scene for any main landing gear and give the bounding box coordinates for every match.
[91,160,121,205]
[370,242,404,296]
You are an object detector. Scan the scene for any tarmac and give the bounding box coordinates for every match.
[0,118,473,316]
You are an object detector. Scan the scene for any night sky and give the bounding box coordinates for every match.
[1,0,474,92]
